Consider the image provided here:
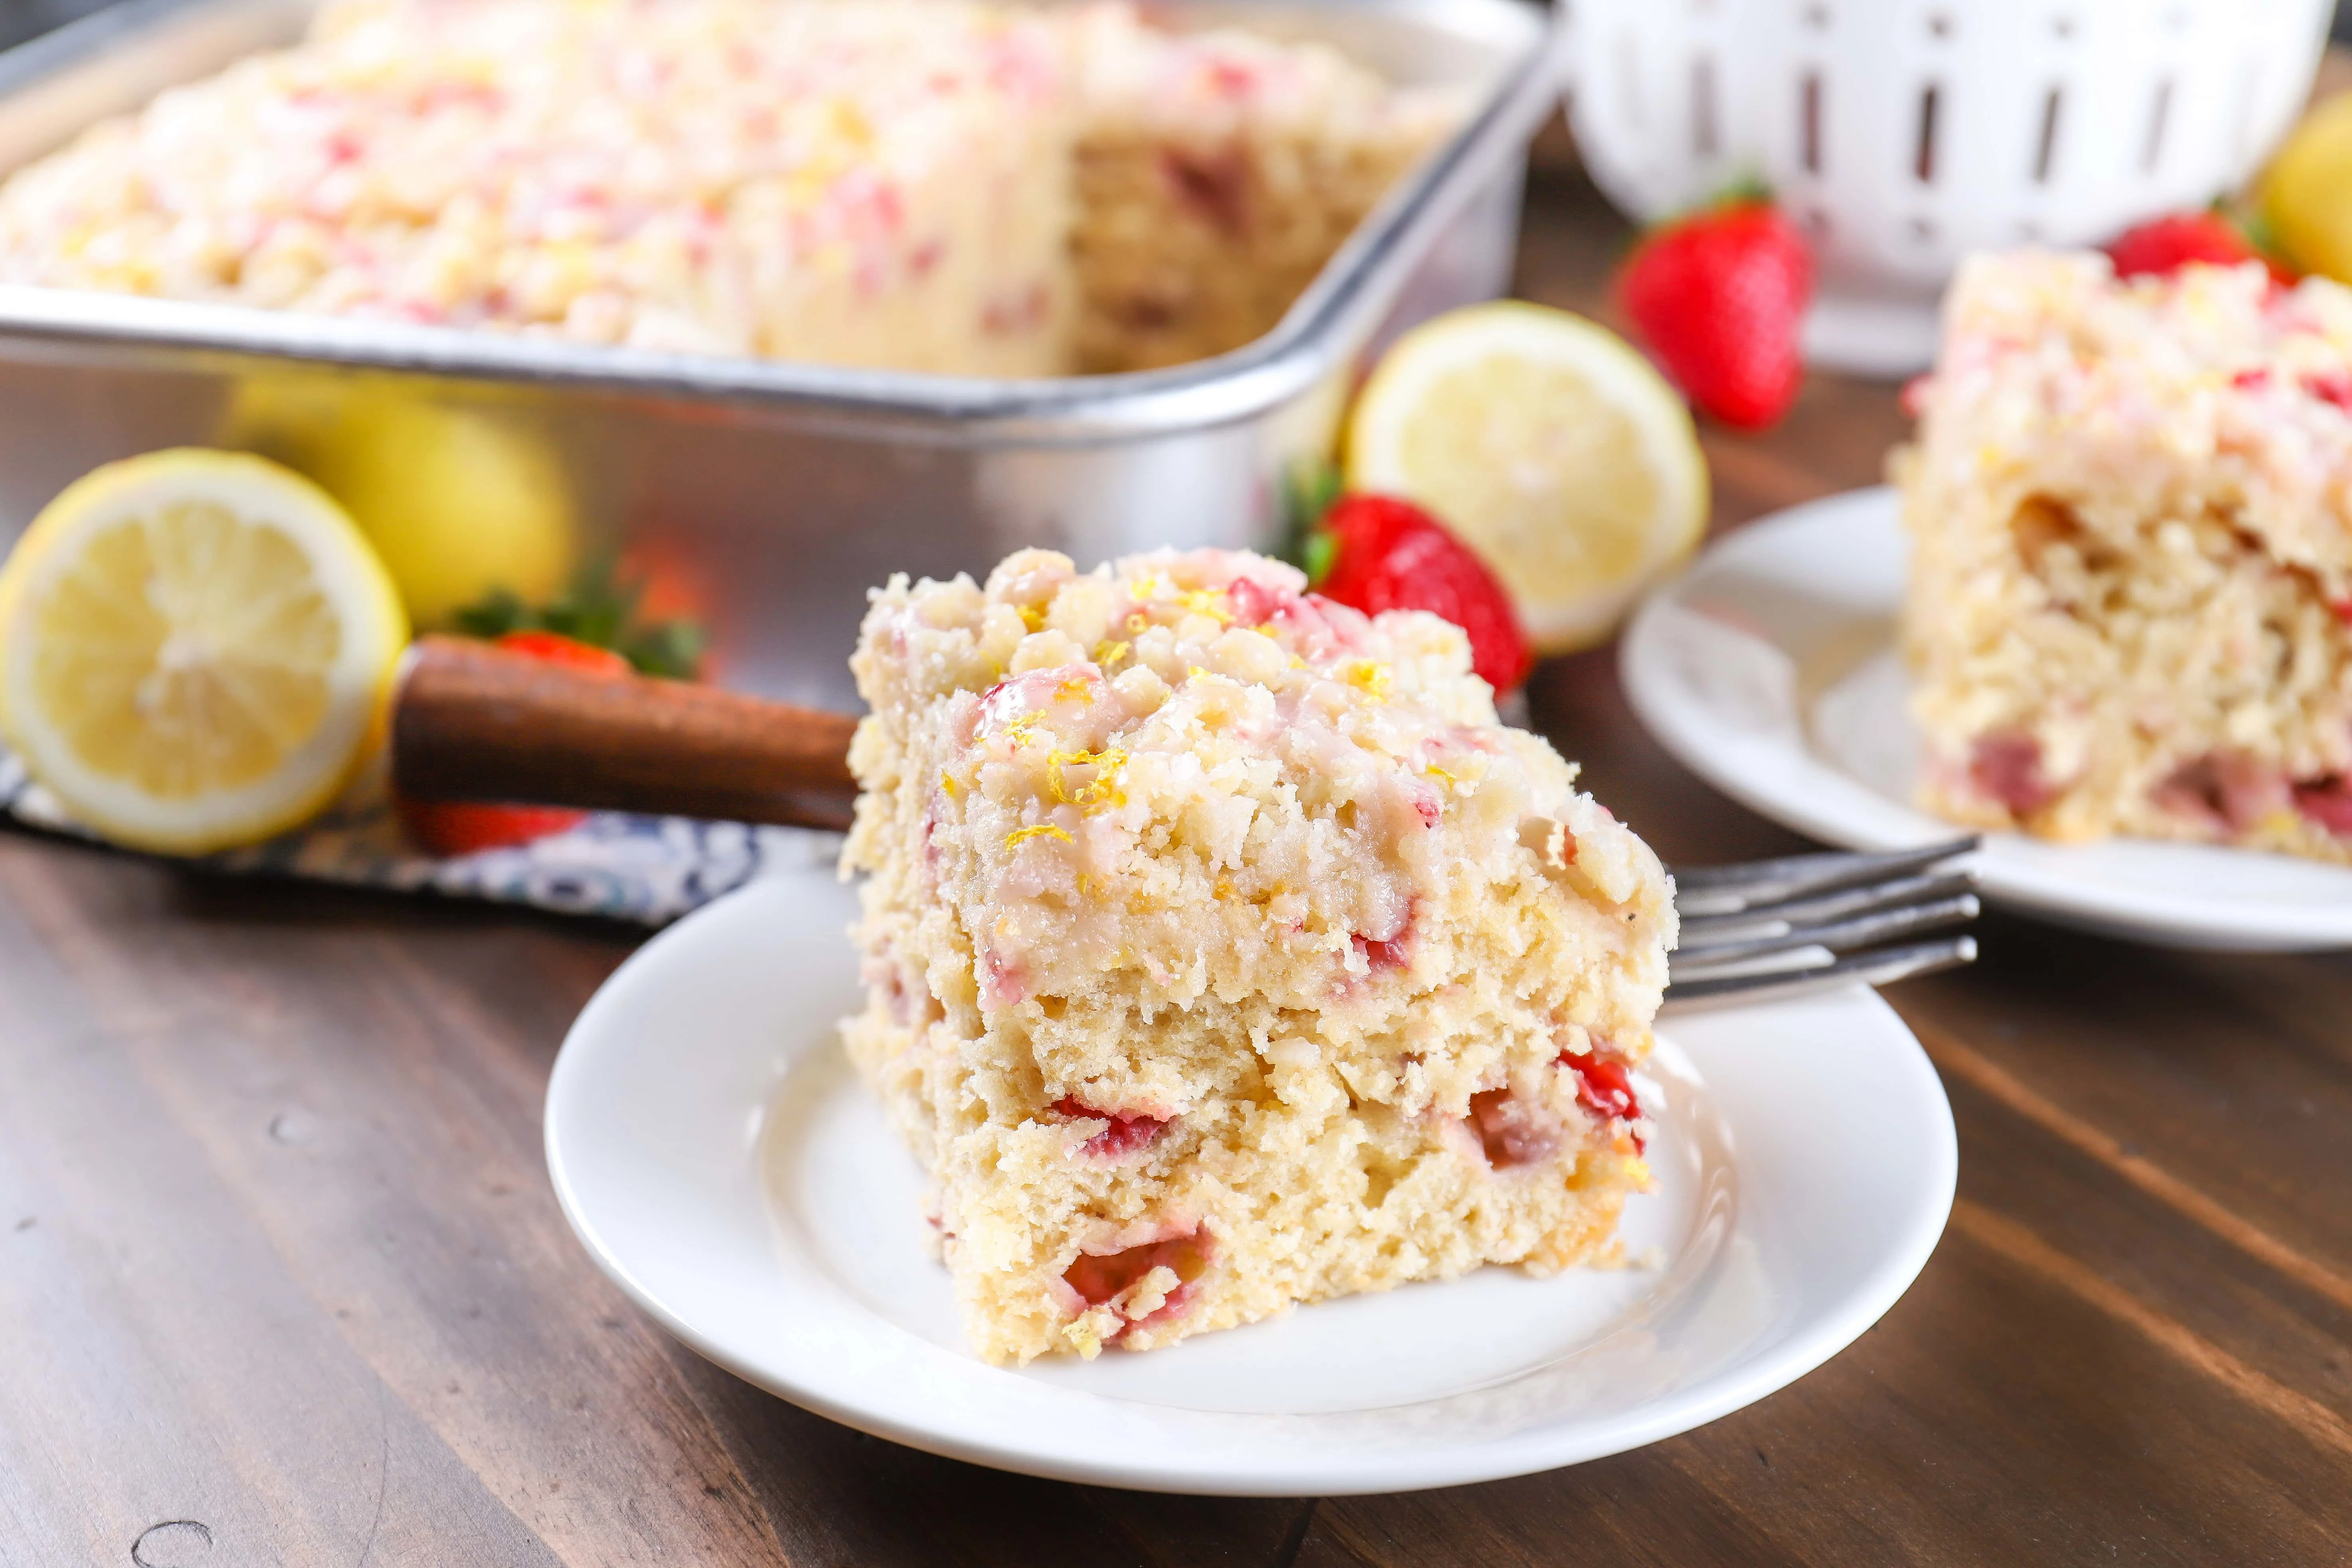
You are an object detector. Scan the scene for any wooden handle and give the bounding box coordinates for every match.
[391,636,860,832]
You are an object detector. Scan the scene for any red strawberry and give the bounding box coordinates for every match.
[488,629,637,675]
[1311,494,1532,694]
[397,631,632,856]
[1618,199,1812,431]
[2106,211,2295,285]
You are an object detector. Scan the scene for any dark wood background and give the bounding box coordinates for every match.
[7,94,2352,1568]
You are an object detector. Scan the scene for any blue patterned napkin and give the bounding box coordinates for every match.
[0,745,841,924]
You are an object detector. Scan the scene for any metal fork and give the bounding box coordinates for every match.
[1663,837,1981,1012]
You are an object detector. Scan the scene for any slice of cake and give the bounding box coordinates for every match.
[1901,252,2352,860]
[842,546,1676,1363]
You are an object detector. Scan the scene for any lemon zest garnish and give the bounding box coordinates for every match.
[1176,586,1231,624]
[939,769,964,800]
[1006,822,1073,848]
[1077,872,1092,897]
[1047,746,1128,809]
[1092,638,1131,667]
[1187,665,1210,683]
[999,712,1040,749]
[1342,659,1393,701]
[1018,604,1045,633]
[1126,612,1150,635]
[1052,674,1096,705]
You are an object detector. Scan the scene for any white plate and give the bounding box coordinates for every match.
[1622,486,2352,953]
[545,868,1956,1495]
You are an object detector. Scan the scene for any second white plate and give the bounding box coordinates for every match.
[545,867,1956,1495]
[1622,486,2352,951]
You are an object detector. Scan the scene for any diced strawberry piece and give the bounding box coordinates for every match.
[1619,197,1813,431]
[1350,899,1415,973]
[1312,494,1532,694]
[1159,148,1249,235]
[1052,1098,1170,1158]
[1969,732,2060,816]
[2292,776,2352,836]
[979,947,1025,1009]
[2232,368,2273,392]
[1062,1228,1210,1340]
[1560,1047,1642,1123]
[1224,574,1288,629]
[2303,371,2352,411]
[2153,753,2289,833]
[1467,1088,1561,1168]
[1063,1238,1181,1306]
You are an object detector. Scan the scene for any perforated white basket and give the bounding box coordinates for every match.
[1563,0,2333,375]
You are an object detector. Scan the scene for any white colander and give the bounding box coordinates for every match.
[1562,0,2334,375]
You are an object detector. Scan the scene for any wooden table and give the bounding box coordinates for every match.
[8,154,2352,1568]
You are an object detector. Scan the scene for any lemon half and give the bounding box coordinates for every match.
[1346,301,1709,652]
[224,377,577,627]
[0,449,409,854]
[2261,91,2352,284]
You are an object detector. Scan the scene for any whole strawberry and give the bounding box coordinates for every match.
[1618,197,1812,431]
[2106,211,2295,285]
[1311,494,1533,694]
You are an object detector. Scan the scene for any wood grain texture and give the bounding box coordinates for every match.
[5,130,2352,1567]
[393,637,859,832]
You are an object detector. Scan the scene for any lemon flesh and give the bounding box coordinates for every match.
[0,450,409,853]
[1346,301,1709,653]
[2261,91,2352,285]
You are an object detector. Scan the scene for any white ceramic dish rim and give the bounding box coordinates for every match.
[1621,486,2352,953]
[544,872,1958,1496]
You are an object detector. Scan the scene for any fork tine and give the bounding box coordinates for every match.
[1661,936,1978,1013]
[1672,892,1980,970]
[1679,871,1978,947]
[1671,836,1980,916]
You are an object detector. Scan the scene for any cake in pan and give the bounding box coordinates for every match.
[841,545,1676,1362]
[1901,250,2352,861]
[0,0,1456,375]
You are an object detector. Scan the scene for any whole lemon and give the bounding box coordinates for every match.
[2261,91,2352,285]
[223,376,577,626]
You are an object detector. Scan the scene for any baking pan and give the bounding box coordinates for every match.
[0,0,1557,705]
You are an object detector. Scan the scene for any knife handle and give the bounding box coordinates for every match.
[390,636,860,832]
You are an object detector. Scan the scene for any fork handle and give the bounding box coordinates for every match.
[390,636,861,832]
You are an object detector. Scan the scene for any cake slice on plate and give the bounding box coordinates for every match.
[841,546,1677,1363]
[1901,250,2352,861]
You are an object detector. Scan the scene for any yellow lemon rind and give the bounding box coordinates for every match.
[0,449,409,856]
[1346,299,1709,655]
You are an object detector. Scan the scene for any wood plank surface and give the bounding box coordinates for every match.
[6,133,2352,1568]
